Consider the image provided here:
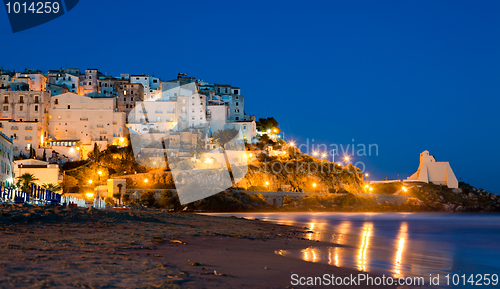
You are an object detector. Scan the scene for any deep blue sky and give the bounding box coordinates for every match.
[1,1,499,193]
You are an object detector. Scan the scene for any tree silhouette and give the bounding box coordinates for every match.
[16,173,38,193]
[42,183,62,192]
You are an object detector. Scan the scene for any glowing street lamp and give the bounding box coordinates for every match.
[369,187,373,192]
[312,183,317,188]
[88,179,93,184]
[344,156,350,163]
[98,170,103,176]
[86,192,94,199]
[322,153,326,159]
[289,142,295,147]
[402,186,408,192]
[265,181,269,186]
[365,173,369,177]
[144,179,149,183]
[313,151,318,157]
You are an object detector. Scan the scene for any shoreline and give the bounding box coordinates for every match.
[0,205,395,288]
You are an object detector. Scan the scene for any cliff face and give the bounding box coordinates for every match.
[236,150,365,194]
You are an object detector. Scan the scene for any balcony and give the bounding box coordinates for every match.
[25,126,32,131]
[100,131,107,135]
[11,126,18,131]
[80,117,88,121]
[25,136,32,140]
[97,124,104,128]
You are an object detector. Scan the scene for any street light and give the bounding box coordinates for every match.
[313,151,318,157]
[365,173,369,177]
[86,192,94,199]
[322,153,326,159]
[88,179,93,184]
[98,170,103,176]
[265,181,269,186]
[144,179,149,183]
[289,142,295,147]
[312,183,317,187]
[344,156,350,163]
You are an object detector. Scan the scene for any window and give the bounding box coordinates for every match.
[89,76,92,80]
[4,96,7,103]
[67,105,70,109]
[124,98,126,101]
[3,106,7,112]
[19,96,24,103]
[124,90,127,95]
[235,102,239,106]
[243,125,247,130]
[19,106,23,112]
[54,99,58,105]
[235,117,239,120]
[72,84,75,88]
[88,82,91,85]
[156,116,161,122]
[34,96,39,103]
[234,90,239,94]
[34,105,38,112]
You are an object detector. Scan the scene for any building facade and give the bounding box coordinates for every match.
[407,150,459,189]
[48,92,126,145]
[0,132,13,186]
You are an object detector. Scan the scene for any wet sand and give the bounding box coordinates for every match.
[0,205,403,288]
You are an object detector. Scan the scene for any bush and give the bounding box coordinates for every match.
[104,197,115,206]
[140,190,156,207]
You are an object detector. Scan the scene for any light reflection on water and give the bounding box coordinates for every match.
[207,212,500,287]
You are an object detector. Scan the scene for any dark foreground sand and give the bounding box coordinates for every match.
[0,205,415,288]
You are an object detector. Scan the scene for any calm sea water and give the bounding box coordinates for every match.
[207,213,500,288]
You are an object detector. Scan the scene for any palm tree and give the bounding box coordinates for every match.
[212,128,239,187]
[16,173,38,193]
[42,183,62,193]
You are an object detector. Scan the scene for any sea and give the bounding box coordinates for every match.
[208,212,500,288]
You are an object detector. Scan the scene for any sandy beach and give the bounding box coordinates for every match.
[0,204,402,288]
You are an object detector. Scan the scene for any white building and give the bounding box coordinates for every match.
[0,132,13,186]
[15,73,47,91]
[51,73,80,93]
[130,75,160,100]
[0,120,41,157]
[207,104,229,134]
[48,92,126,147]
[13,159,60,187]
[225,120,256,143]
[407,150,459,189]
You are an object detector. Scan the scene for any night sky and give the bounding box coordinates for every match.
[1,0,499,193]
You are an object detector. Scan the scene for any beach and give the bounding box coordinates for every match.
[0,205,394,288]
